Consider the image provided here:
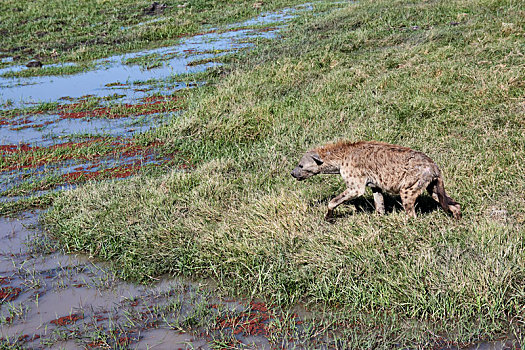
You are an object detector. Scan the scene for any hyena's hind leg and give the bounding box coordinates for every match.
[426,178,461,219]
[400,180,431,218]
[371,187,385,215]
[400,188,418,218]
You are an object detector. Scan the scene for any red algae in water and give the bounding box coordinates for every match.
[1,136,189,196]
[0,144,32,153]
[0,287,22,303]
[50,314,84,326]
[118,336,131,345]
[0,138,110,172]
[56,97,183,120]
[61,163,143,183]
[0,138,163,172]
[1,138,105,156]
[86,341,106,348]
[215,301,271,337]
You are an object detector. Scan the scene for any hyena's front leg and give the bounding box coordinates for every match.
[326,186,365,221]
[371,187,385,215]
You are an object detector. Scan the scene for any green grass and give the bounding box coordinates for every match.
[42,0,525,346]
[122,53,165,68]
[0,63,95,78]
[0,102,59,118]
[0,194,55,217]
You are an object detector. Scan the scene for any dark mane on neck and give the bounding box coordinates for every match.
[314,140,359,160]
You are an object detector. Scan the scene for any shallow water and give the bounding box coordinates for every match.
[0,15,289,106]
[0,214,307,348]
[0,4,315,204]
[0,153,165,197]
[0,112,173,147]
[0,215,208,348]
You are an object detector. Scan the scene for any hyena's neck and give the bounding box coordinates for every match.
[314,142,352,174]
[319,161,341,174]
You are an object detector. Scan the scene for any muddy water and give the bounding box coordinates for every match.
[0,214,289,348]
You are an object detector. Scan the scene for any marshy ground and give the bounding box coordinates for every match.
[1,214,318,348]
[1,0,525,348]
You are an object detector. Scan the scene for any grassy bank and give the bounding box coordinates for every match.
[44,0,525,346]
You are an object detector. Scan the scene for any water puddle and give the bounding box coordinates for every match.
[0,4,319,205]
[0,96,184,146]
[0,112,167,147]
[0,10,296,106]
[0,214,310,349]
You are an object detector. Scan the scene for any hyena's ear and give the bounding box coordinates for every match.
[311,152,324,166]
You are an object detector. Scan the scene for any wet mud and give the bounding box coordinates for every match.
[0,214,310,349]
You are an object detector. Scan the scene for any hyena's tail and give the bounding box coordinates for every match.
[427,177,461,219]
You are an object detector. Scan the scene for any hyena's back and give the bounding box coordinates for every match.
[341,141,440,195]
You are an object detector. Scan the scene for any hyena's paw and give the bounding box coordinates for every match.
[450,204,461,220]
[325,209,335,223]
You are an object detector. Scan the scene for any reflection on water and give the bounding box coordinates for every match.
[0,5,303,107]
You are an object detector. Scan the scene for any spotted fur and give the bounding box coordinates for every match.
[291,141,461,220]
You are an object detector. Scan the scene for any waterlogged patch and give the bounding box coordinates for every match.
[0,91,191,206]
[0,4,318,209]
[0,137,190,200]
[212,301,304,341]
[50,314,84,326]
[0,4,311,107]
[0,287,22,303]
[0,214,322,348]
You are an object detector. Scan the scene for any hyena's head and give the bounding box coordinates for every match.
[291,151,324,181]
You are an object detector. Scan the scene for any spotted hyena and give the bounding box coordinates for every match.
[291,141,461,220]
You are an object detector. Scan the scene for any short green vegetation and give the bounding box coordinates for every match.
[122,53,165,68]
[0,194,56,216]
[0,102,59,118]
[0,63,95,78]
[41,0,525,346]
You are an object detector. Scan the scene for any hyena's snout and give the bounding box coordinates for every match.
[292,151,323,180]
[291,166,311,181]
[291,167,304,180]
